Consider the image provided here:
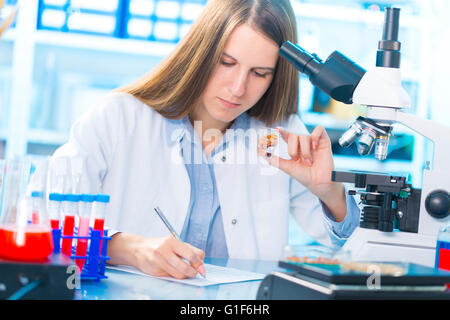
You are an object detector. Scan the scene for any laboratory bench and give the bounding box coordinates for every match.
[79,258,282,300]
[78,257,450,302]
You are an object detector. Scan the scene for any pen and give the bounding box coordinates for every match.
[153,207,206,278]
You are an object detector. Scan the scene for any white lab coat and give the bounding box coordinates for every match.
[52,92,338,260]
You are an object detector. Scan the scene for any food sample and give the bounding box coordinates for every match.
[285,255,340,265]
[341,261,407,276]
[257,133,279,157]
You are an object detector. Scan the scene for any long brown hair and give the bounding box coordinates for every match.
[118,0,299,126]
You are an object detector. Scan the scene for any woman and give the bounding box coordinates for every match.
[52,0,360,279]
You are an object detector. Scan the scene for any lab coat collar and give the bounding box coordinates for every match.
[164,112,251,147]
[165,117,186,147]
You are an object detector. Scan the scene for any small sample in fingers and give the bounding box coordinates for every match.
[257,133,278,157]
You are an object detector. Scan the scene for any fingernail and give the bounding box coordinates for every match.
[312,141,317,150]
[198,264,206,278]
[306,158,312,166]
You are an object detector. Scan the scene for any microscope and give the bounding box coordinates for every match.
[280,7,450,267]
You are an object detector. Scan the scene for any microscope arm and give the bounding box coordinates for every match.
[366,106,450,172]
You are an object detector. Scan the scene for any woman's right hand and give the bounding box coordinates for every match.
[107,233,205,279]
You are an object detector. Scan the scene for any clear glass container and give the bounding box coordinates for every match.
[75,194,95,271]
[0,157,53,261]
[91,194,109,234]
[48,193,63,229]
[61,193,79,256]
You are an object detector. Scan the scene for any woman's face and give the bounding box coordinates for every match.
[196,23,280,126]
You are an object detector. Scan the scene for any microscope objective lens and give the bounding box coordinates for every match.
[374,136,390,160]
[357,128,376,155]
[339,122,363,147]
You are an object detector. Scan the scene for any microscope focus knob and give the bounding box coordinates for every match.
[425,190,450,219]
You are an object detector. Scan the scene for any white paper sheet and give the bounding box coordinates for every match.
[107,263,265,287]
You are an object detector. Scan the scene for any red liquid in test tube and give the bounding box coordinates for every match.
[93,218,105,254]
[94,218,105,234]
[75,216,89,272]
[50,219,60,229]
[48,193,63,230]
[75,194,95,272]
[92,194,110,255]
[61,194,79,256]
[62,215,75,256]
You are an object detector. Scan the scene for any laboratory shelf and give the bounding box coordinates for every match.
[33,29,176,57]
[291,2,422,27]
[26,129,69,146]
[36,0,207,43]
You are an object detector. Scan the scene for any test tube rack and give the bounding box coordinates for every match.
[52,228,111,281]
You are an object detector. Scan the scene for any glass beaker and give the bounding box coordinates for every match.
[0,157,53,262]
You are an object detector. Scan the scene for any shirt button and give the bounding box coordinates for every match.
[231,218,237,225]
[221,155,226,162]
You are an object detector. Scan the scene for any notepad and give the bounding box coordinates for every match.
[107,263,265,286]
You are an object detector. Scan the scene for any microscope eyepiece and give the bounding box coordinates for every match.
[280,41,365,104]
[383,7,400,41]
[377,7,401,68]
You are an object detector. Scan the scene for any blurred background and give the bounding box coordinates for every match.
[0,0,449,243]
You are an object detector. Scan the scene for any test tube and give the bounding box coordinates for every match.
[75,194,95,272]
[30,191,43,224]
[70,157,84,194]
[61,194,79,256]
[51,157,70,194]
[48,193,62,229]
[92,194,110,254]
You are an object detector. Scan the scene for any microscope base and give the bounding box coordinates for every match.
[342,227,437,267]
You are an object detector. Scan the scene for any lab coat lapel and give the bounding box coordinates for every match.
[213,118,290,260]
[213,138,259,259]
[159,121,191,238]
